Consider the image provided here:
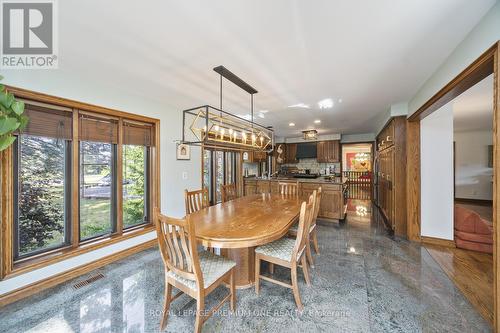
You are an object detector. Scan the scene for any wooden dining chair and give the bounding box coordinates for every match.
[221,183,237,203]
[154,208,236,333]
[289,187,322,267]
[278,181,299,196]
[254,191,316,311]
[185,188,209,215]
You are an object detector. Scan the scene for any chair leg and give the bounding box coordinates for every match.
[301,255,311,286]
[306,239,314,268]
[229,269,236,312]
[194,295,205,333]
[312,229,320,254]
[159,282,173,331]
[291,264,303,311]
[269,262,274,274]
[255,256,261,295]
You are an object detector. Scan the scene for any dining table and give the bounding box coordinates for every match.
[188,193,303,288]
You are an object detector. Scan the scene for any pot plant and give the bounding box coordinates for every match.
[0,75,28,151]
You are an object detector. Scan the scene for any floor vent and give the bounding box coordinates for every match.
[73,272,105,290]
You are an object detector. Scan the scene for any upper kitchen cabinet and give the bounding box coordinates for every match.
[285,143,298,163]
[317,140,340,163]
[253,150,268,162]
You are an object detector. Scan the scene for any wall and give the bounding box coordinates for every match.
[420,103,454,240]
[409,2,500,116]
[342,145,372,172]
[340,133,375,143]
[454,130,493,200]
[0,71,201,295]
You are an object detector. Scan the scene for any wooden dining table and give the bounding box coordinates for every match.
[188,193,303,288]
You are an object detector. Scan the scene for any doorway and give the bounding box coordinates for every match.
[341,143,373,200]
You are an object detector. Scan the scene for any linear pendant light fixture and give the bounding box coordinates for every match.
[182,66,274,152]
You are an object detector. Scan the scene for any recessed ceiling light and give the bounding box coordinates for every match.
[259,110,269,113]
[338,98,343,103]
[258,113,265,119]
[318,98,334,109]
[314,119,321,124]
[289,122,295,127]
[287,103,310,109]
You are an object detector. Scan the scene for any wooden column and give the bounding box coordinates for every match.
[406,120,421,241]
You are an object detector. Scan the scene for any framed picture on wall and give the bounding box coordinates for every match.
[177,143,190,160]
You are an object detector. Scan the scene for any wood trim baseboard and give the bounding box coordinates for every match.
[421,236,456,248]
[455,198,493,206]
[0,239,157,307]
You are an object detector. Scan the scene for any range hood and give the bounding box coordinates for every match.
[296,142,317,159]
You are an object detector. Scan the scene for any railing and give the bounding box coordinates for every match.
[343,171,372,200]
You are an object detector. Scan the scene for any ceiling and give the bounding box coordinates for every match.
[453,74,494,132]
[53,0,495,137]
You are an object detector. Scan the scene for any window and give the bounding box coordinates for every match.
[3,92,159,274]
[202,150,237,204]
[13,105,72,260]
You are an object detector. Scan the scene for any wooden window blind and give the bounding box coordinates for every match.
[123,121,154,146]
[22,103,73,139]
[79,113,118,144]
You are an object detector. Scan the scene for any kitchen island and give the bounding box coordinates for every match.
[243,177,347,221]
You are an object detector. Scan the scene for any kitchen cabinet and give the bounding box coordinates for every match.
[256,179,270,194]
[317,140,340,163]
[244,179,256,195]
[285,143,298,163]
[376,116,406,237]
[253,151,267,162]
[300,183,346,220]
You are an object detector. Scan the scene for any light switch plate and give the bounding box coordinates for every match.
[182,171,188,180]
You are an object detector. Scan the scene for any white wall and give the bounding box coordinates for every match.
[420,103,454,240]
[0,71,201,295]
[454,130,493,200]
[409,2,500,116]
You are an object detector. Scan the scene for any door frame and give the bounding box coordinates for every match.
[406,42,499,330]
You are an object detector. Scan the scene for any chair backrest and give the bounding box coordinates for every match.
[154,208,203,289]
[185,188,209,215]
[292,191,316,262]
[311,187,322,229]
[279,182,299,196]
[221,183,237,203]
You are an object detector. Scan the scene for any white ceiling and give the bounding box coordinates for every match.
[453,74,494,132]
[56,0,495,137]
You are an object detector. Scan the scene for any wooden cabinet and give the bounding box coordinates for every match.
[256,180,270,194]
[244,179,256,195]
[317,140,340,163]
[270,181,279,194]
[376,116,406,237]
[285,143,298,163]
[300,183,346,220]
[253,151,267,162]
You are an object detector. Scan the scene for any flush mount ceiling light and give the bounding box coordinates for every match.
[182,66,274,152]
[318,98,334,109]
[259,110,269,113]
[287,103,310,109]
[289,122,295,127]
[302,129,318,140]
[314,119,321,124]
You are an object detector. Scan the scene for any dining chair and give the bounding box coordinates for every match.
[185,188,209,215]
[278,181,299,196]
[289,187,322,267]
[254,191,316,311]
[154,208,236,333]
[221,183,237,203]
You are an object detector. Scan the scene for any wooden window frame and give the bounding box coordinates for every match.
[0,86,161,280]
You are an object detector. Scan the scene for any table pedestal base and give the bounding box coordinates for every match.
[221,247,255,289]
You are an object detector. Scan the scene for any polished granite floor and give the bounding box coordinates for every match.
[0,200,491,332]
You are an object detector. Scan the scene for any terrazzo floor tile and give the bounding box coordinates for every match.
[0,201,491,333]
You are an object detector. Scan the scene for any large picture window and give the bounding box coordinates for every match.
[13,105,72,260]
[3,94,159,274]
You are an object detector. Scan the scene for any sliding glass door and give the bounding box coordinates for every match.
[202,149,237,204]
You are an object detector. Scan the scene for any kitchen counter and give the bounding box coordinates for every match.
[243,177,347,221]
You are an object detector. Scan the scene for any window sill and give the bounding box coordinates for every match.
[4,224,156,280]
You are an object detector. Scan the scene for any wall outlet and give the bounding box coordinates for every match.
[182,172,188,180]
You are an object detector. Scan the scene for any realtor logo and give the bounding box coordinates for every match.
[1,0,58,69]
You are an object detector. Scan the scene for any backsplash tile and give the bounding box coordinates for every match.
[282,158,341,175]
